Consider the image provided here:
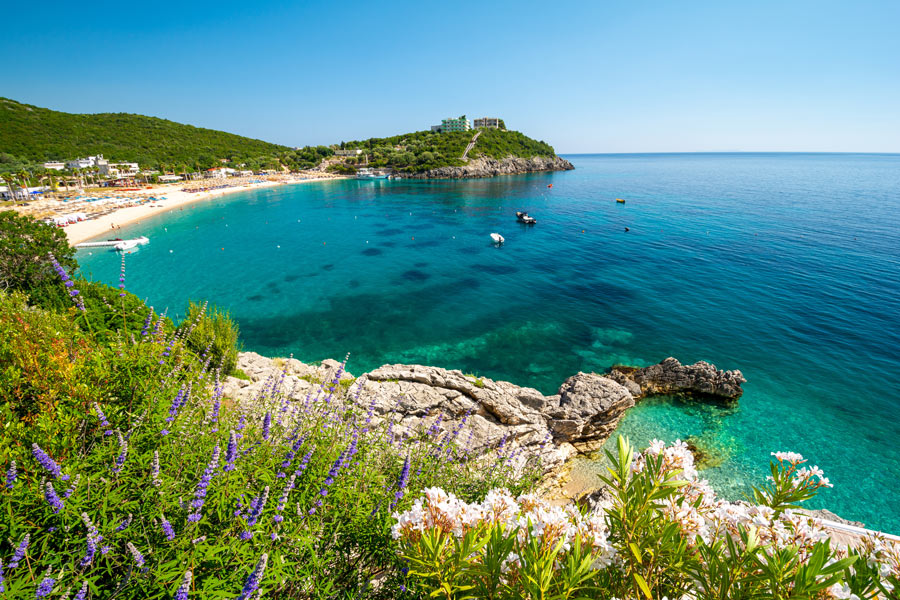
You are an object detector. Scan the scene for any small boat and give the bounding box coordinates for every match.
[490,233,505,244]
[516,211,537,224]
[547,184,553,188]
[356,168,389,180]
[616,198,626,204]
[114,240,139,251]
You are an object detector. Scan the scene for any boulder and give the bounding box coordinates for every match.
[608,357,745,400]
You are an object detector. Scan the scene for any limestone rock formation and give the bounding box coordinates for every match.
[408,156,574,179]
[224,354,745,478]
[608,357,746,400]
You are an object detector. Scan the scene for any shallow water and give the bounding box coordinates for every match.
[78,154,900,530]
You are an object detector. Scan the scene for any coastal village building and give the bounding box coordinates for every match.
[99,161,140,178]
[474,117,502,129]
[431,116,471,133]
[66,155,104,170]
[157,174,183,182]
[43,162,66,170]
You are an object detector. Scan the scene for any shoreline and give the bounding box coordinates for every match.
[62,176,348,246]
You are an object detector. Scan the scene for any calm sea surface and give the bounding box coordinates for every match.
[78,153,900,530]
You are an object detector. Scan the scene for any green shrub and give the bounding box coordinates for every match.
[179,301,241,375]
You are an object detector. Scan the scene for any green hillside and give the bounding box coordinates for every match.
[0,98,560,177]
[0,97,290,172]
[331,128,558,173]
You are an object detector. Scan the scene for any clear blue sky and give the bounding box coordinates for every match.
[3,0,899,153]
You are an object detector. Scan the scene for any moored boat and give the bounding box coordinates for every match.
[490,233,505,244]
[516,211,537,224]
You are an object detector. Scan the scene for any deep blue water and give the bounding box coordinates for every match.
[78,153,900,530]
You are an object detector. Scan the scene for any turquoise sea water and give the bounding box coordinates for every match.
[78,154,900,530]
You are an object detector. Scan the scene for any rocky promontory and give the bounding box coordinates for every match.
[224,354,744,482]
[407,155,574,179]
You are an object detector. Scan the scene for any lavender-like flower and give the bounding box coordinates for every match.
[262,412,271,441]
[174,570,192,600]
[246,486,269,527]
[79,512,102,566]
[140,307,154,337]
[36,576,55,598]
[391,455,411,509]
[115,513,133,532]
[48,253,85,311]
[44,481,64,513]
[9,534,29,568]
[112,432,128,473]
[73,581,89,600]
[118,254,126,297]
[151,451,161,487]
[223,431,237,472]
[126,542,145,567]
[32,444,66,480]
[64,474,81,499]
[93,402,113,436]
[0,559,4,594]
[160,515,175,541]
[188,444,220,522]
[5,460,16,490]
[236,554,268,600]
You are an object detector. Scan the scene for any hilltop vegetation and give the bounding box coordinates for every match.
[0,98,560,179]
[333,129,558,173]
[0,98,294,173]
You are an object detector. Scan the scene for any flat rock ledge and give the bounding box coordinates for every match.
[225,354,744,486]
[408,155,574,179]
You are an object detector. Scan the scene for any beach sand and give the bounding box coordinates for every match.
[61,177,342,245]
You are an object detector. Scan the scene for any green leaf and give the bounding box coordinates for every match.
[633,573,652,599]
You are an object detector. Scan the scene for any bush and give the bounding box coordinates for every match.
[179,301,241,375]
[0,210,76,309]
[394,438,900,599]
[0,303,534,597]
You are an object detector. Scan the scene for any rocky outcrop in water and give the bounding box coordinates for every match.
[607,357,746,401]
[407,156,574,179]
[224,353,744,477]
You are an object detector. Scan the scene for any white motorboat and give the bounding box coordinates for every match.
[490,233,505,244]
[114,240,139,251]
[516,211,537,224]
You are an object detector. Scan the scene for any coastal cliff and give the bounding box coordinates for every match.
[406,155,575,179]
[224,354,744,482]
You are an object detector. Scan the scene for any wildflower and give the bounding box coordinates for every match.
[118,254,126,297]
[161,515,176,541]
[126,542,145,567]
[36,575,55,598]
[0,559,4,593]
[48,253,85,311]
[262,412,271,441]
[771,451,805,464]
[175,570,192,600]
[80,512,102,566]
[93,403,113,436]
[191,536,206,545]
[62,474,81,499]
[236,553,268,600]
[140,307,154,336]
[223,431,238,472]
[247,486,269,527]
[32,444,66,480]
[391,456,411,510]
[152,451,161,487]
[9,534,29,568]
[5,460,16,490]
[112,431,128,473]
[44,481,64,513]
[188,444,220,522]
[73,582,89,600]
[115,514,133,531]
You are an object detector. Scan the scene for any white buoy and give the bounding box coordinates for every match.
[169,250,173,253]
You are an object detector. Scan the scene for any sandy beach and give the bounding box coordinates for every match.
[12,175,346,246]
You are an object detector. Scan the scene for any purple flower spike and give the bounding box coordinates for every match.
[188,444,220,522]
[32,444,65,480]
[175,570,192,600]
[44,481,64,513]
[36,576,55,598]
[48,253,85,311]
[73,581,89,600]
[262,412,271,441]
[126,542,145,568]
[9,534,29,569]
[161,516,176,541]
[140,307,154,337]
[237,554,268,600]
[391,455,411,510]
[118,255,126,297]
[223,431,237,472]
[5,460,16,490]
